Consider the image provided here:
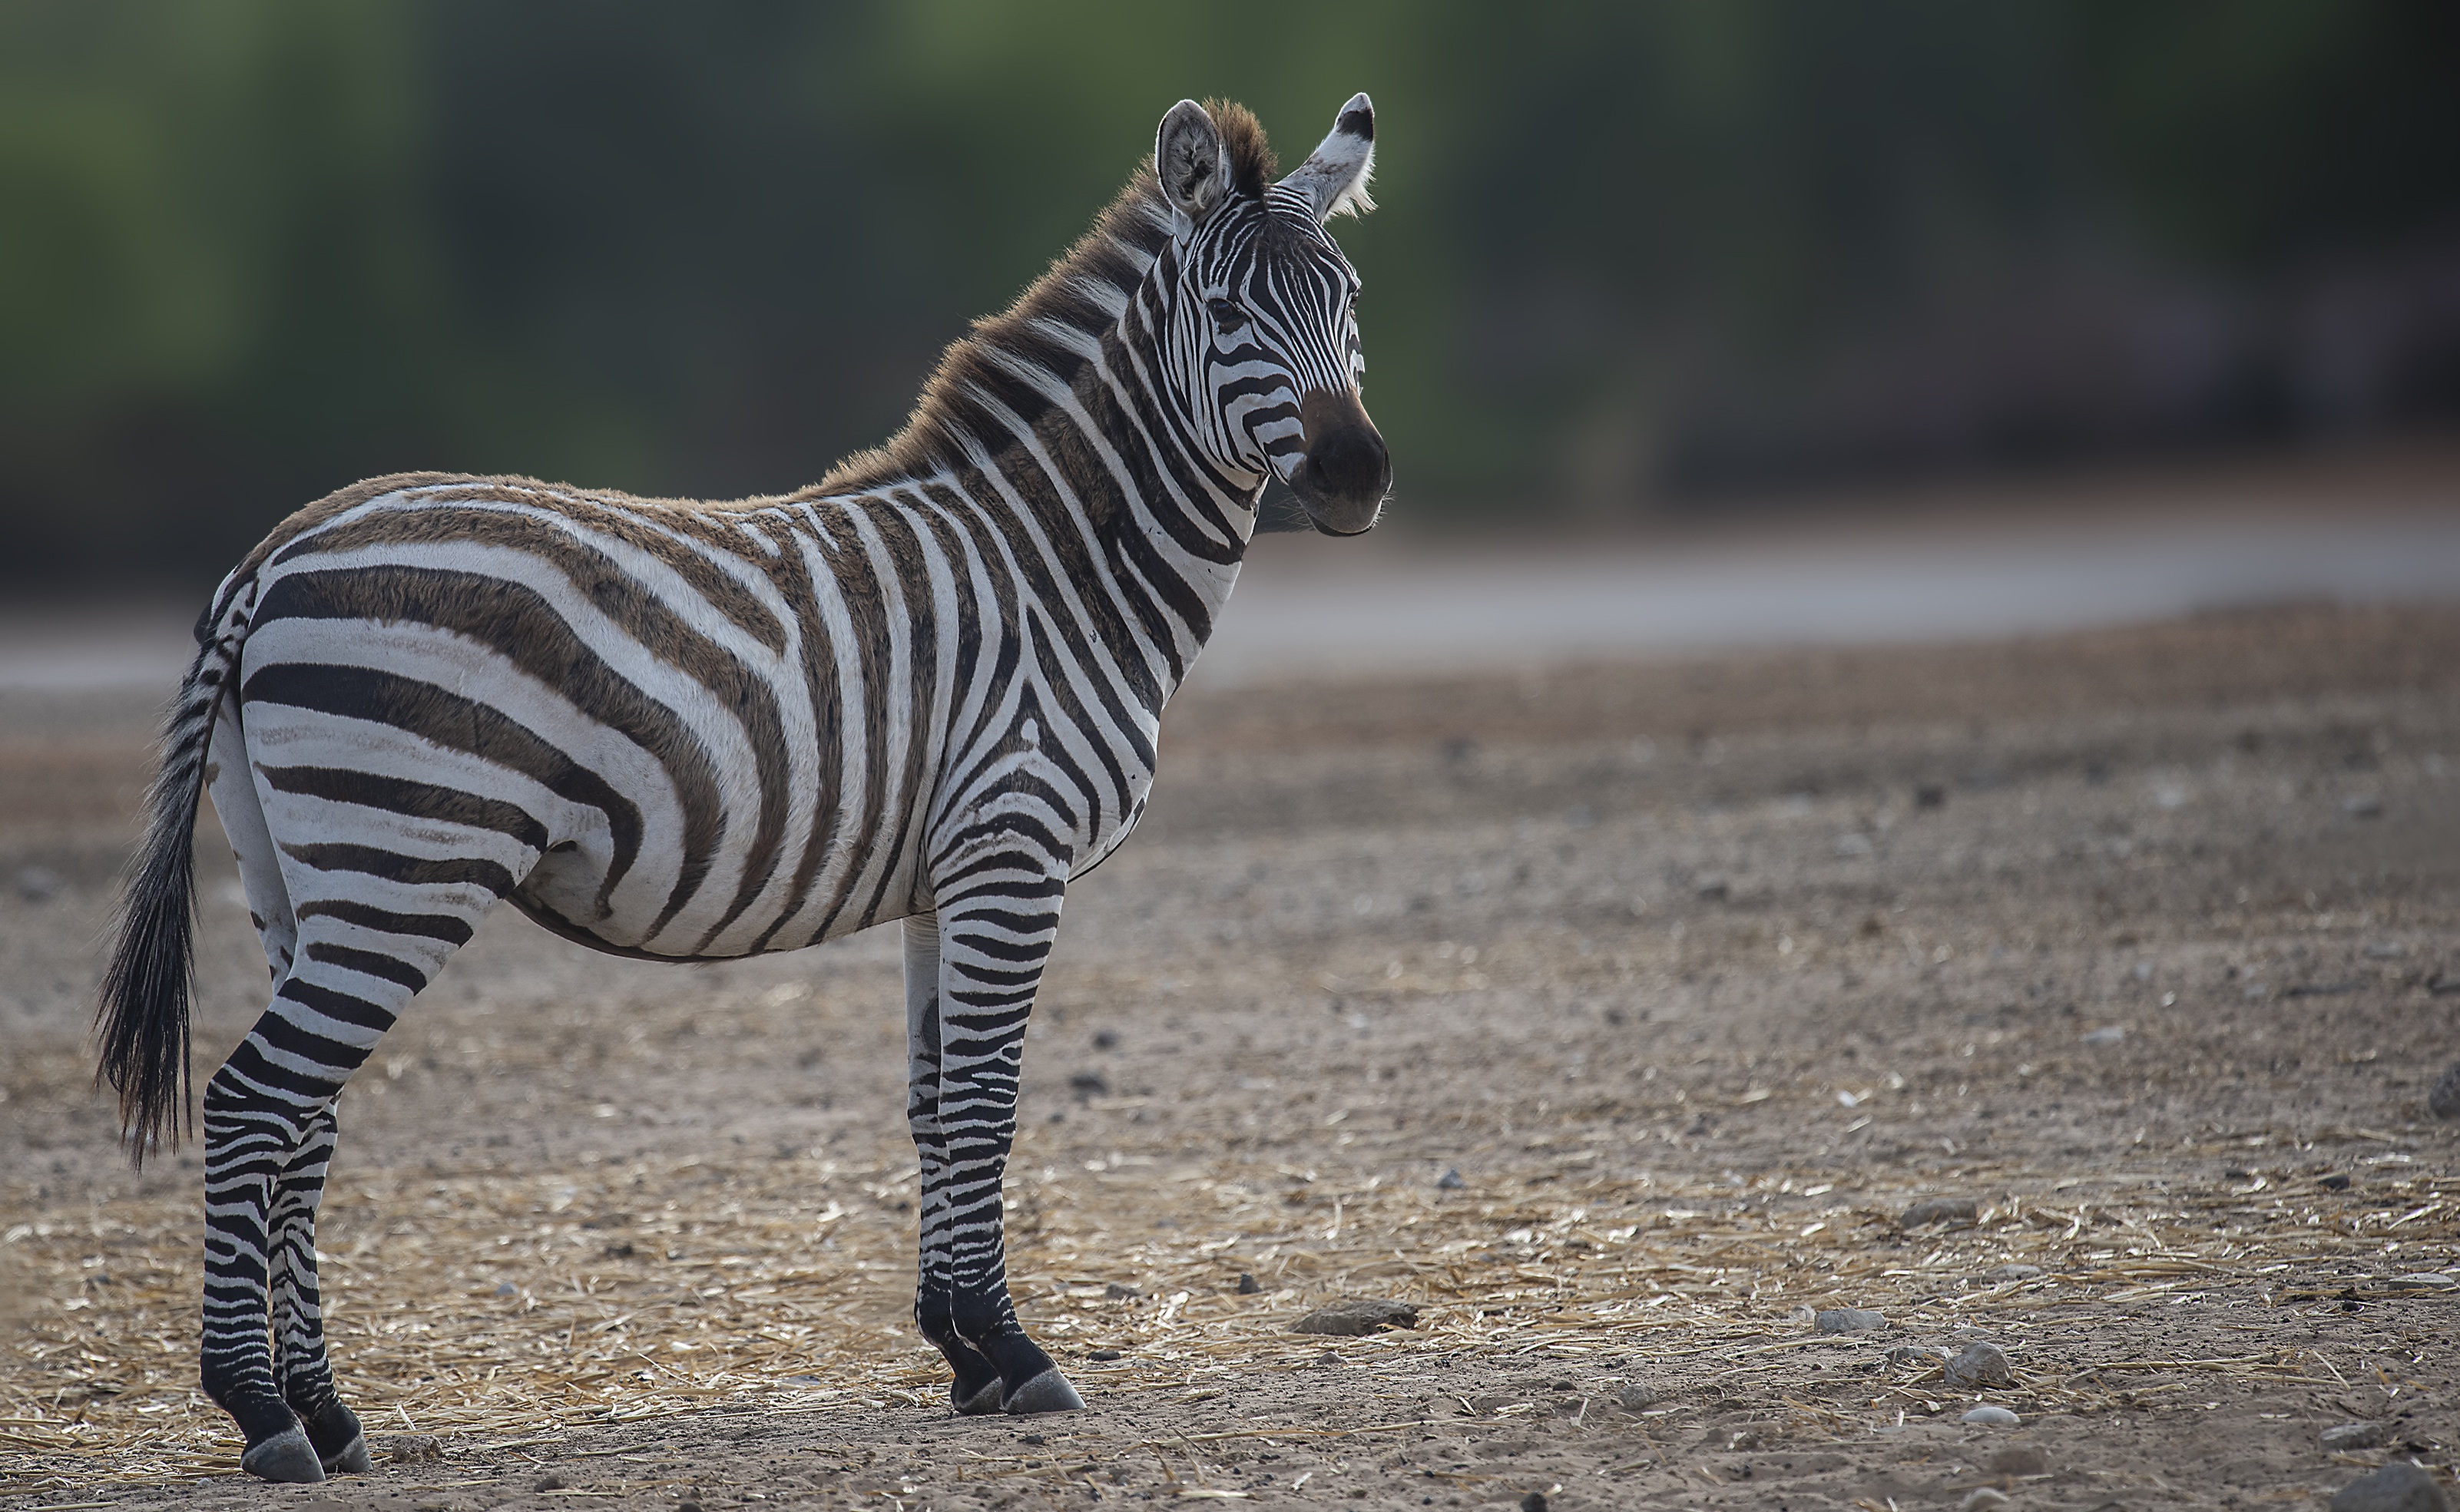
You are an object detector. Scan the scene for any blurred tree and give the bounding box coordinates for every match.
[2,0,2455,585]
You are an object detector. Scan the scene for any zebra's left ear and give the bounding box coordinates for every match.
[1277,93,1376,222]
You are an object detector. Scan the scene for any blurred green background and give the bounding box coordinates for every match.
[5,0,2458,587]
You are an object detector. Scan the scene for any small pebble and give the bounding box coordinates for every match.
[1814,1307,1887,1334]
[1616,1381,1658,1410]
[388,1434,445,1464]
[1436,1166,1465,1190]
[2432,1063,2460,1120]
[2321,1422,2386,1451]
[1962,1490,2013,1512]
[2080,1025,2126,1047]
[1945,1342,2012,1388]
[2320,1173,2353,1192]
[1988,1446,2050,1475]
[1104,1282,1141,1299]
[1887,1345,1950,1368]
[1291,1298,1419,1336]
[2363,942,2407,959]
[2385,1272,2457,1291]
[1087,1348,1122,1361]
[1237,1272,1262,1295]
[1961,1405,2021,1427]
[533,1474,568,1491]
[1900,1197,1978,1229]
[12,865,61,902]
[1983,1263,2044,1283]
[2330,1461,2450,1512]
[2340,794,2386,819]
[1091,1030,1117,1050]
[1521,1494,1549,1512]
[1069,1070,1110,1098]
[493,1282,516,1298]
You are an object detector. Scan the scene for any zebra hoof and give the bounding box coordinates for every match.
[320,1429,371,1475]
[240,1426,326,1483]
[303,1400,371,1474]
[1002,1368,1085,1414]
[952,1376,1006,1416]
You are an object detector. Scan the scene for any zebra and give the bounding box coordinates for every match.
[93,94,1386,1482]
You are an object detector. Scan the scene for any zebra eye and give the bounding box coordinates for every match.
[1205,297,1245,334]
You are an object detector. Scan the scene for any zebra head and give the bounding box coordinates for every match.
[1153,95,1391,537]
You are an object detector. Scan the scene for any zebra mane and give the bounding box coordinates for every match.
[816,101,1278,497]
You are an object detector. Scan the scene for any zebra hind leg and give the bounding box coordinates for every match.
[201,879,502,1479]
[269,1102,370,1474]
[902,915,1005,1414]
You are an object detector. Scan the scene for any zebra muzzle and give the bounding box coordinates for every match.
[1291,389,1390,536]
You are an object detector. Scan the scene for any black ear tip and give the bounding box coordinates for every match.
[1337,97,1374,141]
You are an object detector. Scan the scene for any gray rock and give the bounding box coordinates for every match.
[389,1434,445,1464]
[1290,1298,1419,1337]
[2081,1024,2127,1047]
[1887,1345,1950,1368]
[2433,1063,2460,1120]
[2322,1422,2386,1451]
[1944,1342,2012,1388]
[1104,1282,1141,1299]
[2330,1462,2449,1512]
[2341,794,2386,819]
[1236,1272,1262,1295]
[1983,1263,2045,1283]
[1961,1405,2021,1426]
[1616,1381,1659,1411]
[2384,1272,2458,1292]
[12,865,61,902]
[1987,1445,2050,1475]
[1814,1307,1887,1334]
[1436,1166,1465,1190]
[1962,1490,2014,1512]
[1900,1196,1979,1228]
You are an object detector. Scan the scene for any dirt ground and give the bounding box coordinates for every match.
[5,600,2458,1511]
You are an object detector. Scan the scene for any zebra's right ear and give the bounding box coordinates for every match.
[1154,99,1230,227]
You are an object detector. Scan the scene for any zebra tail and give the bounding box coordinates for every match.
[96,611,241,1166]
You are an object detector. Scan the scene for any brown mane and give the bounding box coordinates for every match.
[814,101,1276,497]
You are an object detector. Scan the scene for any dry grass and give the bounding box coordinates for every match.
[8,1115,2452,1494]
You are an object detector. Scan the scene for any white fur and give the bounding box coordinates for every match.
[1279,93,1376,221]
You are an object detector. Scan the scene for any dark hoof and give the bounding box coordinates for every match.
[241,1426,326,1483]
[302,1399,370,1474]
[952,1376,1006,1415]
[1002,1368,1085,1414]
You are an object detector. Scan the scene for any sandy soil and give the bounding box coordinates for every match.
[4,602,2458,1510]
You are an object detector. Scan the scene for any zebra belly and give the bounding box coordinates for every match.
[238,591,874,962]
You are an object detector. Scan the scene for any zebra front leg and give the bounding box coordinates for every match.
[902,911,1005,1414]
[268,1101,370,1474]
[933,880,1082,1415]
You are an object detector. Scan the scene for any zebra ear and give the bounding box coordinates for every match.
[1154,99,1231,227]
[1278,93,1376,222]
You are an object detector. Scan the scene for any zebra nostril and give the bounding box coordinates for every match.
[1310,428,1389,501]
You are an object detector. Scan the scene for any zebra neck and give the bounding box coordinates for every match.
[935,315,1259,712]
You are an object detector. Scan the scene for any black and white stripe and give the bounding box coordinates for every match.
[94,94,1386,1481]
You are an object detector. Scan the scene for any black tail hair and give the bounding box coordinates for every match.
[95,624,236,1166]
